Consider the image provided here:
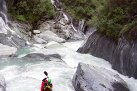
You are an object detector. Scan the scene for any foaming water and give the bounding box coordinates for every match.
[0,58,75,91]
[63,40,84,51]
[0,41,137,91]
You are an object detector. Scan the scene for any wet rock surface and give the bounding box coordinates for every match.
[78,31,137,78]
[33,30,65,43]
[0,0,28,48]
[22,53,62,61]
[0,33,27,48]
[72,63,130,91]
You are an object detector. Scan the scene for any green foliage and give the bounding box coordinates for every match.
[16,15,26,22]
[8,0,55,24]
[97,0,137,38]
[60,0,105,23]
[60,0,137,39]
[120,21,137,35]
[7,0,137,39]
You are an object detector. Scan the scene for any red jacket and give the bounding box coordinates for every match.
[41,78,52,91]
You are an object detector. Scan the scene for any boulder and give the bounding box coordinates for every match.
[22,53,61,61]
[38,21,53,32]
[34,31,66,43]
[33,30,41,34]
[72,63,130,91]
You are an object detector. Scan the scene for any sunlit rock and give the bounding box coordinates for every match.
[34,31,65,43]
[33,30,41,34]
[0,43,17,57]
[38,21,53,32]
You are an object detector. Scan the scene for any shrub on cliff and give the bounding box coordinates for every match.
[60,0,137,39]
[7,0,55,25]
[60,0,105,22]
[96,0,137,38]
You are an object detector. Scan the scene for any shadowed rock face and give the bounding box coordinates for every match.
[72,63,130,91]
[112,83,130,91]
[78,31,137,79]
[0,75,6,91]
[0,33,27,48]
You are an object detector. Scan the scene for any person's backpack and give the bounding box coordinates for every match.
[43,79,52,91]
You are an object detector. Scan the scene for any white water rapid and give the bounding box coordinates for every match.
[0,0,137,91]
[0,41,137,91]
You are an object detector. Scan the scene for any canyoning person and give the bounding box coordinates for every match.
[41,71,53,91]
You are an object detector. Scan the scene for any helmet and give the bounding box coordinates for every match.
[44,71,48,76]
